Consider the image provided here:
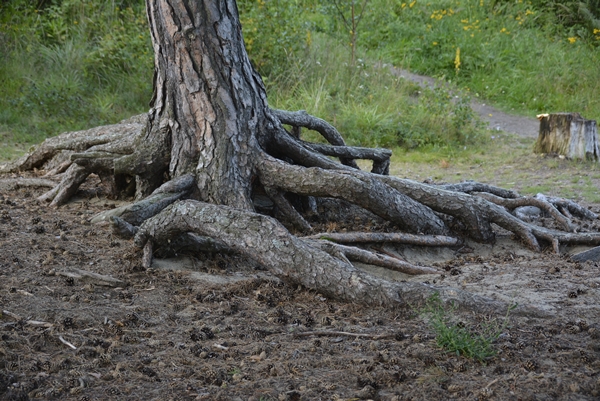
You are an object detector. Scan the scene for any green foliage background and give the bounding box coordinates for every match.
[1,0,599,159]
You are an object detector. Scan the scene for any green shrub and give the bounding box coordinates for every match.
[238,0,309,76]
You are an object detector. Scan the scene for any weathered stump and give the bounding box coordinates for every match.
[534,112,599,161]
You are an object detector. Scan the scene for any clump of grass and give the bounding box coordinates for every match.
[420,293,513,362]
[268,35,485,149]
[0,0,152,160]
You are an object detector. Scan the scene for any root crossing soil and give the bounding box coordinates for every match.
[1,181,600,401]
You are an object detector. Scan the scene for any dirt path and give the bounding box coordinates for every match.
[391,68,540,138]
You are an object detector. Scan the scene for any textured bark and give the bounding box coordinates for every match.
[133,200,521,314]
[258,156,448,235]
[138,0,272,207]
[534,112,599,160]
[306,232,461,247]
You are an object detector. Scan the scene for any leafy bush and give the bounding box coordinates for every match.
[238,0,309,76]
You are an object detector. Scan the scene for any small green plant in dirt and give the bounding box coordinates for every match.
[420,293,513,362]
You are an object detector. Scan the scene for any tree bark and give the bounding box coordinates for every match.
[534,112,599,161]
[133,0,274,208]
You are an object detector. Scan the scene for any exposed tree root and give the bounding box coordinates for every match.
[312,240,441,275]
[132,199,536,315]
[38,164,90,206]
[258,155,448,236]
[475,192,576,232]
[4,108,599,316]
[305,232,462,247]
[534,193,597,220]
[0,115,144,174]
[0,177,58,192]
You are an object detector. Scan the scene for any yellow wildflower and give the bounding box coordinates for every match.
[409,1,416,7]
[454,47,461,73]
[568,37,577,43]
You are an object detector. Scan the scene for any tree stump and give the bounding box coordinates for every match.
[534,112,599,161]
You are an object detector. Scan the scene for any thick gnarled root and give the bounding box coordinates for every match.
[133,199,527,316]
[0,115,145,174]
[92,174,195,234]
[271,109,391,174]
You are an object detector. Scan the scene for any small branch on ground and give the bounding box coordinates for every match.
[294,330,398,340]
[306,232,461,247]
[475,192,576,232]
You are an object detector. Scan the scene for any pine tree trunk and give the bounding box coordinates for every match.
[4,0,600,316]
[134,0,273,208]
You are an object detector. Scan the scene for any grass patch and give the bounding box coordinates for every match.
[0,1,152,160]
[358,0,600,120]
[269,35,486,149]
[420,293,512,362]
[385,131,600,203]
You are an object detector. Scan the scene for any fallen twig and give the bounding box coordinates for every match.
[305,232,461,247]
[294,330,397,340]
[58,335,77,350]
[2,310,53,327]
[58,267,127,287]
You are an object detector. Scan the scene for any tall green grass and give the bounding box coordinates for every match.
[269,35,485,148]
[358,0,600,120]
[0,1,152,152]
[1,0,599,163]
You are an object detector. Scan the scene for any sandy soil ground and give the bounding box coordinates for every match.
[1,79,600,400]
[0,170,599,401]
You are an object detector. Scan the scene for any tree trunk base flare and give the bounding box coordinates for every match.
[4,111,600,317]
[3,0,600,317]
[534,112,600,161]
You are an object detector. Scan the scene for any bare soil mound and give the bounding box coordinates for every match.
[1,176,600,401]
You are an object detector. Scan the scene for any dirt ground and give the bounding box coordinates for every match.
[1,169,600,401]
[1,87,600,400]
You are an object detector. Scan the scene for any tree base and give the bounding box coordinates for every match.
[4,108,600,316]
